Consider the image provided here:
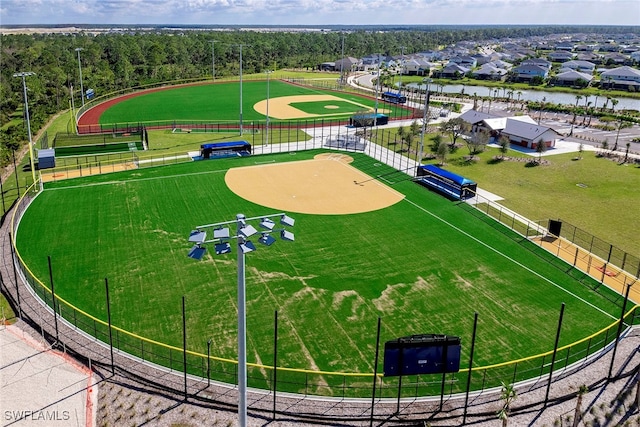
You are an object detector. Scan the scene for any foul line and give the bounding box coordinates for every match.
[404,198,618,321]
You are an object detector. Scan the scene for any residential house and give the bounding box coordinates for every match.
[402,58,433,76]
[555,42,576,51]
[577,52,602,63]
[512,64,549,81]
[490,60,513,70]
[472,64,507,80]
[438,63,470,78]
[547,51,575,62]
[449,56,478,68]
[520,58,552,70]
[600,66,640,90]
[552,70,593,87]
[334,57,360,73]
[631,51,640,63]
[562,60,596,73]
[603,52,629,65]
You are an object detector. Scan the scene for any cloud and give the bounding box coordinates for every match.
[0,0,637,25]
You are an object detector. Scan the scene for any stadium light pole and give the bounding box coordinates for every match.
[419,78,432,166]
[187,212,296,427]
[264,70,273,146]
[398,46,405,95]
[75,48,85,107]
[13,71,37,187]
[209,40,219,81]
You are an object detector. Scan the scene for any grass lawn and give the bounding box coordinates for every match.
[429,147,640,257]
[16,151,623,382]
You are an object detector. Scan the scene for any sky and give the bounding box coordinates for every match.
[0,0,639,26]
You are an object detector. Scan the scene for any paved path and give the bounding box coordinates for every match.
[0,323,97,427]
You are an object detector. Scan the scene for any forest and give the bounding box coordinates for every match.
[1,25,638,165]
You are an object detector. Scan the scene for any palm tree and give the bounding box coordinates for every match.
[603,96,611,112]
[497,381,517,427]
[611,98,619,113]
[536,138,547,163]
[593,91,601,111]
[572,384,589,427]
[624,142,631,163]
[472,92,478,110]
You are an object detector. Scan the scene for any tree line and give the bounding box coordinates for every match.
[1,25,637,167]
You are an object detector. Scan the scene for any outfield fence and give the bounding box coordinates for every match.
[4,140,640,423]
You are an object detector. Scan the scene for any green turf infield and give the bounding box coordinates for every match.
[98,80,408,125]
[16,151,623,380]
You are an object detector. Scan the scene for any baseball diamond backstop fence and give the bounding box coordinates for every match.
[2,135,640,424]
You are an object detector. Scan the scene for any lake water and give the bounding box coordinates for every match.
[404,83,640,111]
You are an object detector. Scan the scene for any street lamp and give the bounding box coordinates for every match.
[209,40,219,81]
[264,70,273,146]
[187,212,296,427]
[75,48,85,107]
[13,71,37,187]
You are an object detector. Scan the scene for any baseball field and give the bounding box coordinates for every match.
[15,149,624,392]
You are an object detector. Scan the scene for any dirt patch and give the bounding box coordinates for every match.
[224,154,404,215]
[40,161,137,183]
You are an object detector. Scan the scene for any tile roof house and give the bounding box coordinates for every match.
[553,70,593,87]
[562,60,596,73]
[438,63,470,78]
[600,66,640,90]
[512,64,549,81]
[472,64,507,80]
[520,58,552,70]
[548,51,575,62]
[402,58,434,76]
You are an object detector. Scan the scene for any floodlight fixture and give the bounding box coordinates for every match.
[213,227,231,239]
[189,230,207,243]
[259,233,276,246]
[281,229,295,242]
[239,224,258,238]
[281,214,295,227]
[188,245,207,260]
[239,240,256,254]
[259,218,275,230]
[215,242,232,255]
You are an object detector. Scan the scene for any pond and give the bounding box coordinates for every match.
[404,83,639,111]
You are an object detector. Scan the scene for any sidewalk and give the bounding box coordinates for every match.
[0,323,97,427]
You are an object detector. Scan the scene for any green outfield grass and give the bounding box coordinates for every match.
[16,150,624,381]
[98,80,409,125]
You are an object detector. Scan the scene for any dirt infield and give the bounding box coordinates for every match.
[253,94,388,120]
[225,153,404,215]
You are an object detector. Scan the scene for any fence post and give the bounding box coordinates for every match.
[182,295,188,401]
[47,256,59,346]
[463,312,479,425]
[105,278,115,375]
[369,317,381,427]
[607,284,632,380]
[273,310,278,421]
[544,302,566,406]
